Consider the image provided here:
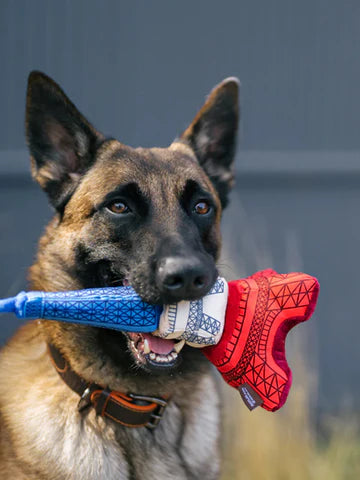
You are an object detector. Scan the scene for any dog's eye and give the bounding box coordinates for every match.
[107,201,130,214]
[193,201,211,215]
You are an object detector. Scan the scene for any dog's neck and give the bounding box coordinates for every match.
[48,343,169,430]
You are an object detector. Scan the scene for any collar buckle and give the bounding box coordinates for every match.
[77,385,95,412]
[128,392,168,430]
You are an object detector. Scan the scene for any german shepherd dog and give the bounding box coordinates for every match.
[0,72,239,479]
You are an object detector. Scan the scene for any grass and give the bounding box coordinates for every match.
[220,343,360,480]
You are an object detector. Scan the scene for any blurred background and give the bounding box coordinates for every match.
[0,1,359,478]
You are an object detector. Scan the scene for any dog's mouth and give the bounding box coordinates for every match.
[127,332,185,369]
[103,275,186,371]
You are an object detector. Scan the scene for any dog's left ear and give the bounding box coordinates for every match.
[180,77,240,208]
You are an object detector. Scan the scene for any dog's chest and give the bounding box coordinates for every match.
[19,395,128,479]
[17,375,221,480]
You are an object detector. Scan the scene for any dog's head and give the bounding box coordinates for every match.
[26,72,239,388]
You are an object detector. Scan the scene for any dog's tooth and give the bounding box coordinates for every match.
[143,339,151,354]
[171,352,178,360]
[150,353,156,360]
[167,355,173,362]
[174,339,185,353]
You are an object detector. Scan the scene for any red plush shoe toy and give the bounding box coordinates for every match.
[203,269,319,411]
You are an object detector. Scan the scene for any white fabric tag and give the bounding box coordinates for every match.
[155,277,228,348]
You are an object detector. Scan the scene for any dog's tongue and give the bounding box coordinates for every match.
[144,334,174,355]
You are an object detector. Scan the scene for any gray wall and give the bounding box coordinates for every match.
[1,0,359,412]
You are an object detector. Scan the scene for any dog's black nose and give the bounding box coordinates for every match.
[156,256,213,301]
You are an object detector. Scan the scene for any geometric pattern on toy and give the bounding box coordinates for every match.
[22,287,161,332]
[156,277,228,346]
[207,278,225,295]
[182,299,221,345]
[203,269,319,411]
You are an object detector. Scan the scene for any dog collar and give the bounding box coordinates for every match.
[48,343,168,430]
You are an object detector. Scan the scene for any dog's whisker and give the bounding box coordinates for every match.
[109,279,123,285]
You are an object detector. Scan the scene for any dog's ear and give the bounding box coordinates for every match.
[180,77,239,208]
[26,71,104,210]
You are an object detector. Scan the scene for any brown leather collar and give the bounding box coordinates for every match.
[48,343,168,430]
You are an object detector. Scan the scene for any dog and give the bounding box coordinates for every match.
[0,71,239,479]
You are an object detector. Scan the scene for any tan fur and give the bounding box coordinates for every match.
[0,74,239,479]
[0,142,223,480]
[0,323,221,479]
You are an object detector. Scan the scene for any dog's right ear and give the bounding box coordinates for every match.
[26,71,104,210]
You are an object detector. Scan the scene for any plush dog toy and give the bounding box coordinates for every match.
[205,269,319,411]
[0,269,319,412]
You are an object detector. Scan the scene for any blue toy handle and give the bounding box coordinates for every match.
[0,287,161,333]
[0,296,18,313]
